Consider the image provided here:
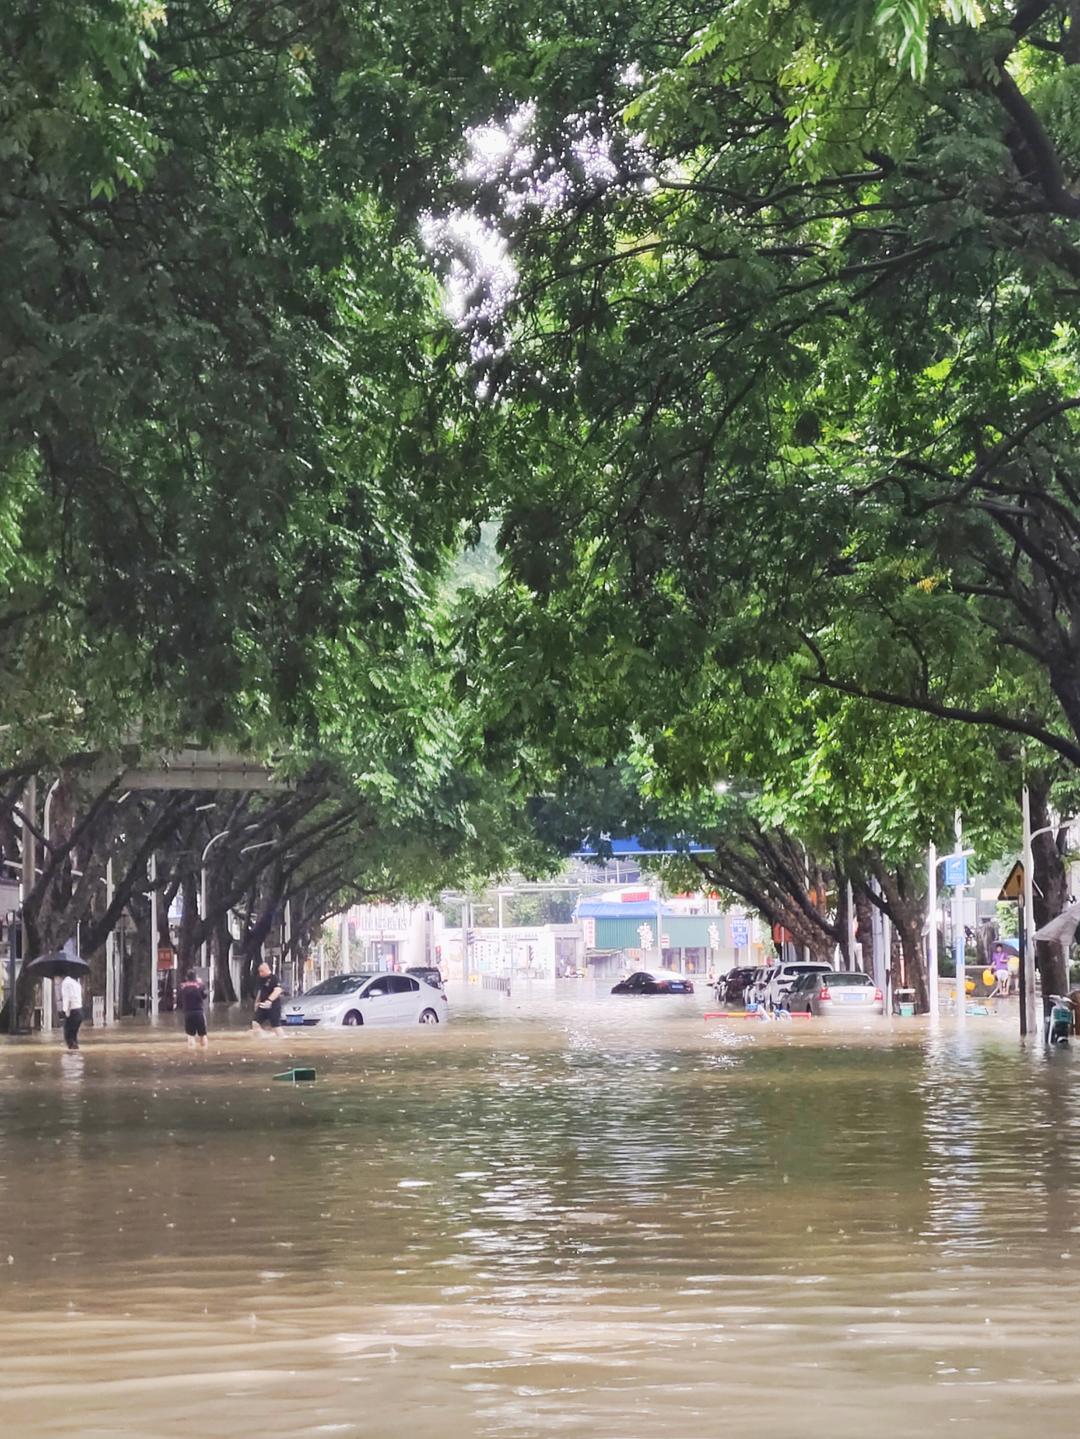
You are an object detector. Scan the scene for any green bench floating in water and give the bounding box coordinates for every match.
[274,1067,316,1083]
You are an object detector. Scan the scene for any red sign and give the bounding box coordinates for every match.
[157,945,175,972]
[620,890,650,903]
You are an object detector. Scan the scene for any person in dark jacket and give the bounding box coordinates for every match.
[251,961,284,1037]
[179,969,209,1048]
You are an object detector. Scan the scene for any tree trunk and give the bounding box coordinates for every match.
[853,888,875,978]
[1030,777,1071,1007]
[865,864,928,1012]
[894,907,928,1012]
[213,918,237,1003]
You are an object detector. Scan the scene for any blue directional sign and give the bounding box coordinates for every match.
[730,919,750,948]
[944,855,969,887]
[573,834,712,858]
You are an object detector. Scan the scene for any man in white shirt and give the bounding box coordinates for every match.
[58,974,84,1051]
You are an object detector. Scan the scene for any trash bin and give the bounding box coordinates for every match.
[894,987,916,1017]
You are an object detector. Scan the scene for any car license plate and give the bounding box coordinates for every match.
[285,1014,305,1025]
[841,992,863,1002]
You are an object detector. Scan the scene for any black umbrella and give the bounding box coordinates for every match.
[24,951,91,980]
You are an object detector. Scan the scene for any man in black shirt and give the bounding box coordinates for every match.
[179,968,209,1048]
[252,961,284,1037]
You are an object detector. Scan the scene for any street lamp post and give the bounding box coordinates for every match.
[497,888,504,975]
[20,779,36,1034]
[284,898,292,990]
[149,851,158,1019]
[39,778,60,1032]
[951,812,965,1028]
[105,858,114,1024]
[927,822,975,1025]
[1022,783,1036,1039]
[927,843,938,1024]
[200,829,231,1002]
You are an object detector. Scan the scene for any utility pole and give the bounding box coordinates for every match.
[105,858,114,1024]
[1021,782,1037,1039]
[952,811,966,1026]
[40,779,58,1032]
[21,778,36,1033]
[927,843,939,1024]
[149,852,159,1020]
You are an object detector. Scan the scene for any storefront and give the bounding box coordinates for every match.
[579,900,764,976]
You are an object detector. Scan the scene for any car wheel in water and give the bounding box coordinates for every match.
[343,1011,363,1026]
[419,1009,439,1024]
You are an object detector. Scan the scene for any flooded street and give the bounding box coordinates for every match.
[2,989,1079,1438]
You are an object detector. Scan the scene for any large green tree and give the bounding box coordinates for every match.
[420,0,1080,996]
[432,0,1080,752]
[0,0,521,766]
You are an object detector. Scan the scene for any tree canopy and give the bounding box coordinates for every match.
[7,2,1080,1004]
[433,0,1080,757]
[418,0,1080,991]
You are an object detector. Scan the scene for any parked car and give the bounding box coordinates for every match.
[743,966,777,1009]
[718,966,757,1005]
[611,969,695,996]
[405,965,445,991]
[785,970,883,1016]
[284,972,448,1027]
[765,962,834,1010]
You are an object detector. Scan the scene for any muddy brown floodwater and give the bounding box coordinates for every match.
[1,987,1078,1438]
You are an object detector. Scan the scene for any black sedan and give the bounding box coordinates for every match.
[611,969,695,996]
[718,966,757,1004]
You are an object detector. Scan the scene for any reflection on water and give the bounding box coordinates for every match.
[1,989,1078,1437]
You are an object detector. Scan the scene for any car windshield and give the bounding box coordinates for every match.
[826,973,873,986]
[302,974,373,996]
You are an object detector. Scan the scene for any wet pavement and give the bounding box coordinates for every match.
[1,985,1077,1437]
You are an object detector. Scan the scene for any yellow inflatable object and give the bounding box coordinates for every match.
[982,968,994,987]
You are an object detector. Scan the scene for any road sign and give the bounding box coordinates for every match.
[731,919,750,947]
[944,854,968,887]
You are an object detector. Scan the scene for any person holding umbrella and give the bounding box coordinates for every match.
[58,971,84,1050]
[24,948,90,1050]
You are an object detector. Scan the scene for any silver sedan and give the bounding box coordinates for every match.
[282,972,448,1028]
[785,971,883,1016]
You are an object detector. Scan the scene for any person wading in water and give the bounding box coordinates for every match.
[251,961,284,1037]
[179,968,209,1049]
